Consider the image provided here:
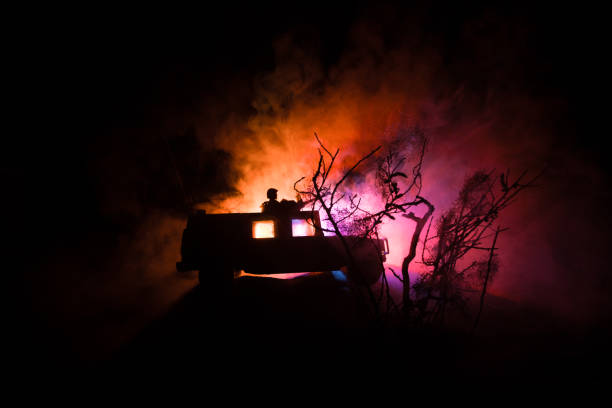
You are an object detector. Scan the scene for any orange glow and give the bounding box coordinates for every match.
[292,219,315,237]
[196,45,440,266]
[253,220,275,238]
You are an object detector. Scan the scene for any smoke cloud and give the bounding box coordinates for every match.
[185,6,610,321]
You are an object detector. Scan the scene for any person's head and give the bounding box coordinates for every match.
[267,188,278,200]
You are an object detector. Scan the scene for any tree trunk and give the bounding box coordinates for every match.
[401,199,434,315]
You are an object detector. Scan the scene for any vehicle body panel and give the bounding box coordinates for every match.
[177,210,387,284]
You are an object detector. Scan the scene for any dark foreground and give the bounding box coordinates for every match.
[118,275,610,385]
[22,272,611,389]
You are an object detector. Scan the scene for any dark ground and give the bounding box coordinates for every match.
[96,273,611,386]
[14,267,611,394]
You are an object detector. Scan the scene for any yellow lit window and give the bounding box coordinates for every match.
[253,220,275,238]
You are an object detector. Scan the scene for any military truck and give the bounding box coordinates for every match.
[176,209,388,287]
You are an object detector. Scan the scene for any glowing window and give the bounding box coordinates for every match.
[292,219,315,237]
[253,220,275,238]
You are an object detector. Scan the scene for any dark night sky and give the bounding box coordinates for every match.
[8,1,611,372]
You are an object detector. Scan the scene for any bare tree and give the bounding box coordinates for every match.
[294,133,382,314]
[368,129,436,318]
[400,202,434,314]
[295,130,431,317]
[295,130,540,330]
[412,169,542,326]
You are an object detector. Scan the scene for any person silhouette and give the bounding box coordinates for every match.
[261,188,282,213]
[261,188,305,214]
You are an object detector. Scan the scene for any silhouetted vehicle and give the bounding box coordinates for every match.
[176,209,388,287]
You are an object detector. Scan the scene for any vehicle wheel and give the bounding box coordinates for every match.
[346,256,384,286]
[199,262,234,295]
